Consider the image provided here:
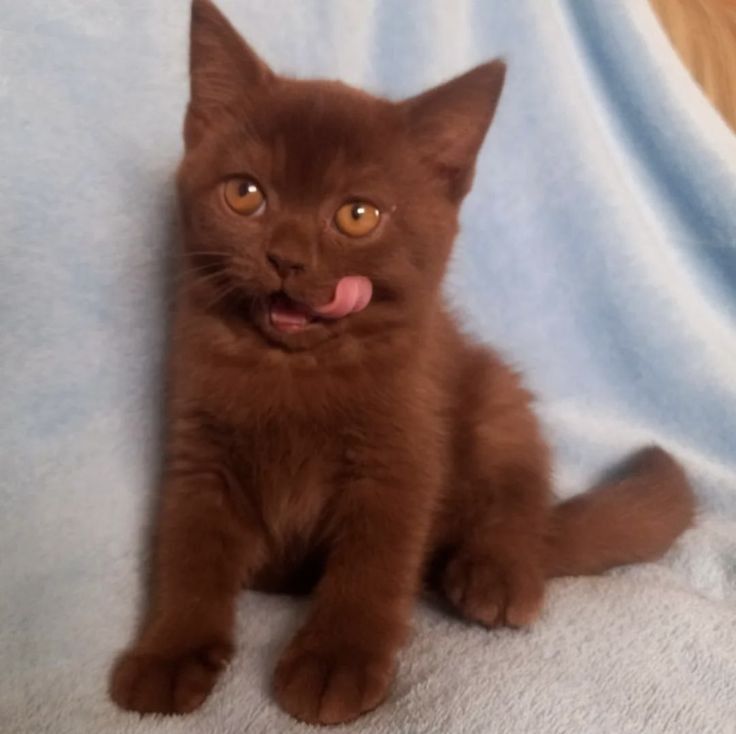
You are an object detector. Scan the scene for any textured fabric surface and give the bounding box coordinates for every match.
[1,1,735,733]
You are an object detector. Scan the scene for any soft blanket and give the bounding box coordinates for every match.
[1,1,735,733]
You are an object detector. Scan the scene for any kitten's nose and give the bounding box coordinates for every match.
[266,252,305,279]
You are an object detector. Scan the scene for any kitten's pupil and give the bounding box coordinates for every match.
[351,204,365,220]
[239,181,255,198]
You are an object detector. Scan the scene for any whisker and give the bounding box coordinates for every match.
[173,264,226,282]
[172,254,234,282]
[118,251,233,279]
[203,282,242,312]
[174,274,236,303]
[180,250,233,259]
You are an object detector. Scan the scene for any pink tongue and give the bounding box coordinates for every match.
[313,276,373,320]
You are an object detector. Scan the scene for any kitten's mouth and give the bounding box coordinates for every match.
[268,293,318,333]
[268,276,373,334]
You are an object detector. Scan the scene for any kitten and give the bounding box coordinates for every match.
[110,0,695,725]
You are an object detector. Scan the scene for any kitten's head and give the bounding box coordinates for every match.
[178,0,505,351]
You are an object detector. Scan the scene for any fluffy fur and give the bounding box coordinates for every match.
[110,0,695,725]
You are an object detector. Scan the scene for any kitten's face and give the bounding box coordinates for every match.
[178,0,505,351]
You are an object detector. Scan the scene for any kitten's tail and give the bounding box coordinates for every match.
[545,446,695,578]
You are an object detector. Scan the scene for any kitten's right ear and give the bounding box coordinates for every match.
[401,60,506,202]
[186,0,274,147]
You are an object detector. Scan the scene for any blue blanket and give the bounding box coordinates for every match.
[1,1,735,732]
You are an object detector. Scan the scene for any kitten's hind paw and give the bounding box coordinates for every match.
[441,550,544,628]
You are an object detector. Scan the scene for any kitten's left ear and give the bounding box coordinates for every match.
[186,0,274,146]
[401,60,506,201]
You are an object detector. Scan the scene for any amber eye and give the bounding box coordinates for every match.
[335,201,381,237]
[223,177,265,216]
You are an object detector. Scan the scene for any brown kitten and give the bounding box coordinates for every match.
[110,0,695,725]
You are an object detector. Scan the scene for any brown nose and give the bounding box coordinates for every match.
[267,252,305,278]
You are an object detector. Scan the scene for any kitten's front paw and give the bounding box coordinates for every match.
[442,551,544,628]
[110,642,232,715]
[273,640,395,725]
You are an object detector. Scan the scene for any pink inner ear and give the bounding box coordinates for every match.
[314,276,373,320]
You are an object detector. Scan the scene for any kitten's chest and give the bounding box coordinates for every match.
[231,417,338,549]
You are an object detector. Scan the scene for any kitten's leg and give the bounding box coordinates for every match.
[273,436,438,725]
[110,470,266,715]
[437,354,552,628]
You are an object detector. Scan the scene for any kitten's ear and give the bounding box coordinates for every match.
[186,0,274,146]
[402,60,506,201]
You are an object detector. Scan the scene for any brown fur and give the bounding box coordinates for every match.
[110,0,695,725]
